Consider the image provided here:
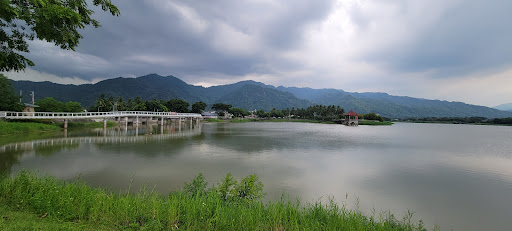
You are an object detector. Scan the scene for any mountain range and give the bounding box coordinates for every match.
[11,74,512,118]
[494,103,512,112]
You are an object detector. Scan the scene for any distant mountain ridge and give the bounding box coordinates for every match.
[494,103,512,112]
[11,74,512,118]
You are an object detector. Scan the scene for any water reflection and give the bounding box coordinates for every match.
[1,122,512,231]
[0,124,201,174]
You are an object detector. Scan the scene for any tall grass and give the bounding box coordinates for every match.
[0,120,60,136]
[0,171,430,230]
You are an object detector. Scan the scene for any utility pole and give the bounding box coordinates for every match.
[19,90,22,103]
[30,91,35,105]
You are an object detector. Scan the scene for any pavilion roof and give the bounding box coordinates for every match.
[344,110,358,116]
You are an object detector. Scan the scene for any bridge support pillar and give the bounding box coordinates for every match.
[161,117,164,126]
[190,118,193,129]
[64,119,68,129]
[103,118,107,129]
[136,116,139,127]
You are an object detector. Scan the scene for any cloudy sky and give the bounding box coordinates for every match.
[4,0,512,107]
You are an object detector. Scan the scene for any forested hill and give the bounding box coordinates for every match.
[11,74,512,118]
[11,74,309,112]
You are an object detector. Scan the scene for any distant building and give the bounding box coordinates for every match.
[23,103,39,115]
[201,112,218,119]
[343,110,359,126]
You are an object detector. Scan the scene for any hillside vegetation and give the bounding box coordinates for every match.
[12,74,512,118]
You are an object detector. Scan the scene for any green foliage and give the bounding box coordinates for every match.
[361,113,384,122]
[191,101,207,113]
[205,118,223,122]
[256,109,267,118]
[64,101,83,112]
[165,98,189,113]
[0,171,430,231]
[358,121,393,126]
[11,74,512,118]
[35,97,83,112]
[215,173,265,202]
[183,173,208,197]
[491,117,512,125]
[0,0,119,72]
[212,103,232,113]
[228,107,249,117]
[256,105,344,121]
[0,120,60,136]
[235,174,265,201]
[35,97,65,112]
[0,74,24,111]
[144,99,168,112]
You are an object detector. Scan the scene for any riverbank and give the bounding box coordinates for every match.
[206,118,393,125]
[0,120,117,136]
[0,172,429,231]
[358,120,394,125]
[205,118,336,124]
[0,120,60,136]
[402,121,512,126]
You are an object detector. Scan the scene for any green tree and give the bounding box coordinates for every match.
[165,99,189,113]
[1,0,120,72]
[35,97,65,112]
[0,74,23,111]
[89,94,107,112]
[64,101,83,112]
[255,109,267,118]
[212,103,232,113]
[270,108,284,118]
[191,101,207,113]
[229,108,249,117]
[131,96,146,111]
[363,112,384,122]
[116,97,127,111]
[145,99,168,112]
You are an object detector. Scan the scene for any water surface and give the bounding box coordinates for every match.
[1,122,511,231]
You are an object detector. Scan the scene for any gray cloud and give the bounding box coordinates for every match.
[3,0,512,106]
[22,0,333,81]
[366,0,512,76]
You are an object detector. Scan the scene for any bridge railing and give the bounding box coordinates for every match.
[0,111,203,119]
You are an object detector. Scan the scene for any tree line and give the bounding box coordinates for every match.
[89,94,207,113]
[402,117,512,125]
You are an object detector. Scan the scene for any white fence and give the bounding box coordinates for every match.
[0,111,202,119]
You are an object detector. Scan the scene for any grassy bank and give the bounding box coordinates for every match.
[207,118,337,124]
[204,118,226,123]
[0,120,118,136]
[266,118,336,124]
[0,172,430,231]
[0,120,60,136]
[358,121,394,126]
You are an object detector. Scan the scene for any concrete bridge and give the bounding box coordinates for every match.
[0,111,203,128]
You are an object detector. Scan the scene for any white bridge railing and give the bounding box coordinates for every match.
[0,111,202,119]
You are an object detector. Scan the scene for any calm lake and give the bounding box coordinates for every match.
[1,122,512,231]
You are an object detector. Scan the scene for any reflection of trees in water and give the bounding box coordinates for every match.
[93,136,193,157]
[0,149,24,175]
[0,143,80,175]
[0,126,202,174]
[202,123,281,154]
